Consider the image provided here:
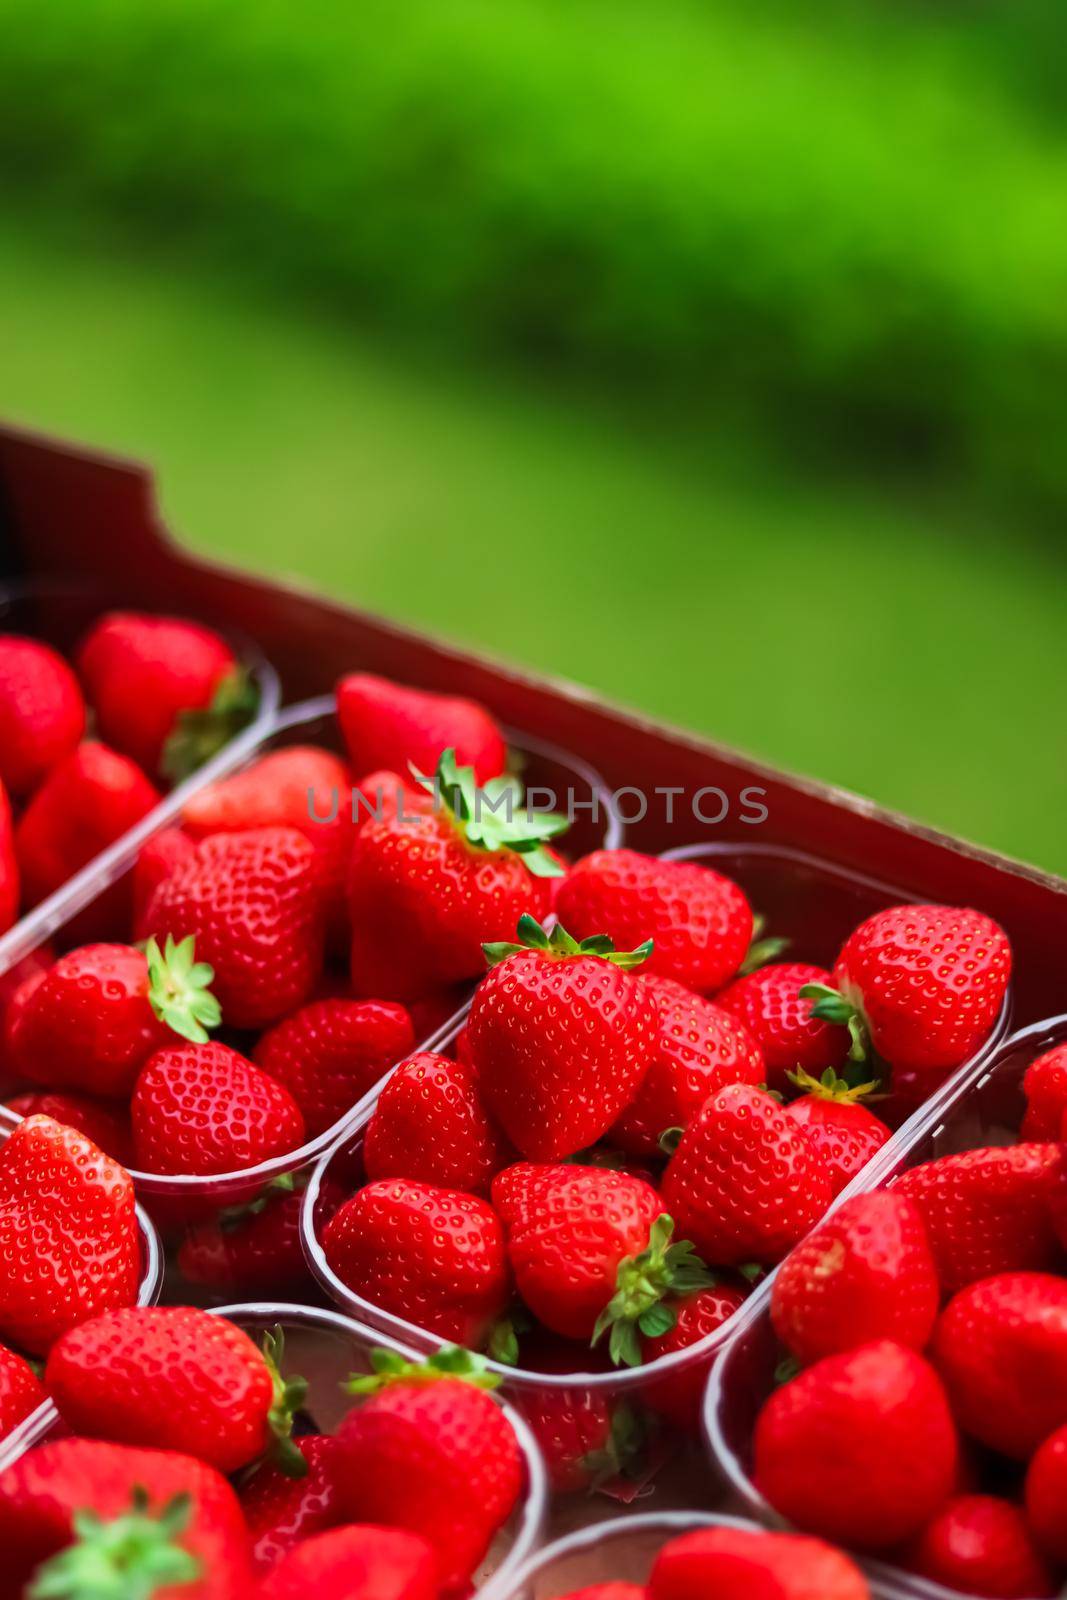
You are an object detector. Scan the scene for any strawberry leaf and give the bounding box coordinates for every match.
[591,1214,715,1368]
[27,1489,200,1599]
[161,665,259,784]
[483,916,654,969]
[145,934,222,1045]
[260,1327,310,1480]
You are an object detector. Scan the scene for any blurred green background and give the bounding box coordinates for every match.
[1,0,1064,870]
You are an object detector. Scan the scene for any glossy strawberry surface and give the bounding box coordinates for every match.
[1025,1422,1067,1565]
[259,1523,439,1600]
[1021,1044,1067,1141]
[364,1051,513,1196]
[0,1341,46,1442]
[132,1042,306,1176]
[0,635,85,798]
[905,1494,1056,1599]
[6,1091,132,1167]
[337,671,506,784]
[648,1526,871,1600]
[717,961,849,1087]
[784,1092,890,1196]
[254,998,414,1136]
[241,1435,344,1570]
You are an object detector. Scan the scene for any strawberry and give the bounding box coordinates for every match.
[931,1271,1067,1460]
[241,1435,344,1570]
[46,1308,307,1476]
[905,1494,1056,1599]
[77,611,250,781]
[608,975,764,1158]
[771,1193,940,1365]
[0,778,18,932]
[347,752,565,1003]
[258,1524,439,1600]
[9,937,220,1099]
[0,635,85,798]
[1046,1146,1067,1252]
[0,1115,139,1355]
[558,1587,644,1600]
[555,850,753,993]
[716,962,849,1089]
[15,742,161,907]
[467,917,657,1160]
[0,964,49,1081]
[335,1345,523,1593]
[512,1340,642,1493]
[132,827,196,938]
[337,671,506,784]
[353,769,424,832]
[638,1282,749,1429]
[254,999,414,1137]
[1025,1422,1067,1565]
[6,1092,132,1166]
[0,1341,46,1442]
[892,1144,1062,1293]
[143,826,326,1028]
[1021,1044,1067,1141]
[783,1069,891,1195]
[802,903,1011,1071]
[755,1339,959,1549]
[648,1526,872,1600]
[177,1173,343,1298]
[364,1051,513,1196]
[132,1042,306,1176]
[322,1178,509,1345]
[661,1084,833,1267]
[0,1438,252,1597]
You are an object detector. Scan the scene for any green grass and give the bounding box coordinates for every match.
[2,217,1065,874]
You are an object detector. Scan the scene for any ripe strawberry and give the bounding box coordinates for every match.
[132,827,196,938]
[783,1069,891,1195]
[348,752,565,1002]
[1021,1044,1067,1141]
[132,1042,306,1176]
[648,1526,872,1600]
[241,1434,344,1570]
[1046,1146,1067,1252]
[771,1193,939,1365]
[0,635,85,798]
[0,1114,139,1354]
[905,1494,1056,1599]
[661,1084,833,1267]
[258,1524,439,1600]
[6,1092,133,1166]
[932,1271,1067,1460]
[0,1341,46,1442]
[559,1587,643,1600]
[352,769,424,832]
[337,671,506,784]
[0,963,48,1081]
[254,999,414,1137]
[9,937,220,1099]
[716,962,849,1088]
[77,611,248,780]
[0,1438,252,1597]
[467,917,657,1160]
[1025,1422,1067,1565]
[335,1345,523,1592]
[323,1177,509,1345]
[364,1051,513,1195]
[893,1144,1062,1293]
[0,779,18,932]
[638,1283,749,1429]
[178,1172,344,1298]
[755,1339,959,1549]
[15,741,161,907]
[803,903,1011,1071]
[143,826,326,1028]
[556,850,753,993]
[512,1340,642,1493]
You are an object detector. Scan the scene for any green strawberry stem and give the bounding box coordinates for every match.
[145,934,222,1046]
[413,748,568,878]
[786,1065,885,1103]
[799,980,870,1062]
[27,1488,199,1600]
[161,665,260,784]
[261,1328,310,1479]
[345,1344,503,1395]
[484,913,654,969]
[592,1215,715,1369]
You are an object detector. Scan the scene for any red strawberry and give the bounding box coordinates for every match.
[771,1193,939,1365]
[638,1283,749,1429]
[337,671,506,784]
[1021,1045,1067,1141]
[0,1438,252,1597]
[0,964,49,1080]
[241,1435,344,1570]
[0,1341,45,1441]
[661,1084,833,1267]
[893,1144,1062,1294]
[559,1587,644,1600]
[132,1042,306,1177]
[132,827,196,938]
[363,1051,513,1196]
[6,1092,132,1166]
[1046,1146,1067,1252]
[352,769,424,833]
[931,1272,1067,1460]
[467,918,657,1160]
[335,1345,523,1593]
[0,1115,139,1354]
[258,1524,438,1600]
[755,1339,959,1549]
[512,1341,642,1493]
[15,742,161,906]
[0,635,85,798]
[648,1526,871,1600]
[803,903,1011,1071]
[46,1308,307,1476]
[9,937,220,1099]
[77,611,248,781]
[783,1069,891,1196]
[556,850,753,993]
[254,999,414,1137]
[717,962,849,1089]
[348,753,564,1002]
[323,1178,509,1345]
[0,779,18,932]
[608,975,764,1158]
[143,827,326,1028]
[905,1495,1056,1599]
[177,1173,339,1298]
[1025,1422,1067,1565]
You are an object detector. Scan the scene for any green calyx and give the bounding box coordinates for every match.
[261,1328,310,1480]
[591,1215,715,1369]
[484,913,654,969]
[486,1306,532,1368]
[738,915,790,976]
[218,1171,299,1234]
[799,981,870,1063]
[582,1401,646,1490]
[786,1065,884,1103]
[345,1343,502,1396]
[27,1488,200,1600]
[414,749,568,878]
[161,665,260,784]
[145,934,222,1045]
